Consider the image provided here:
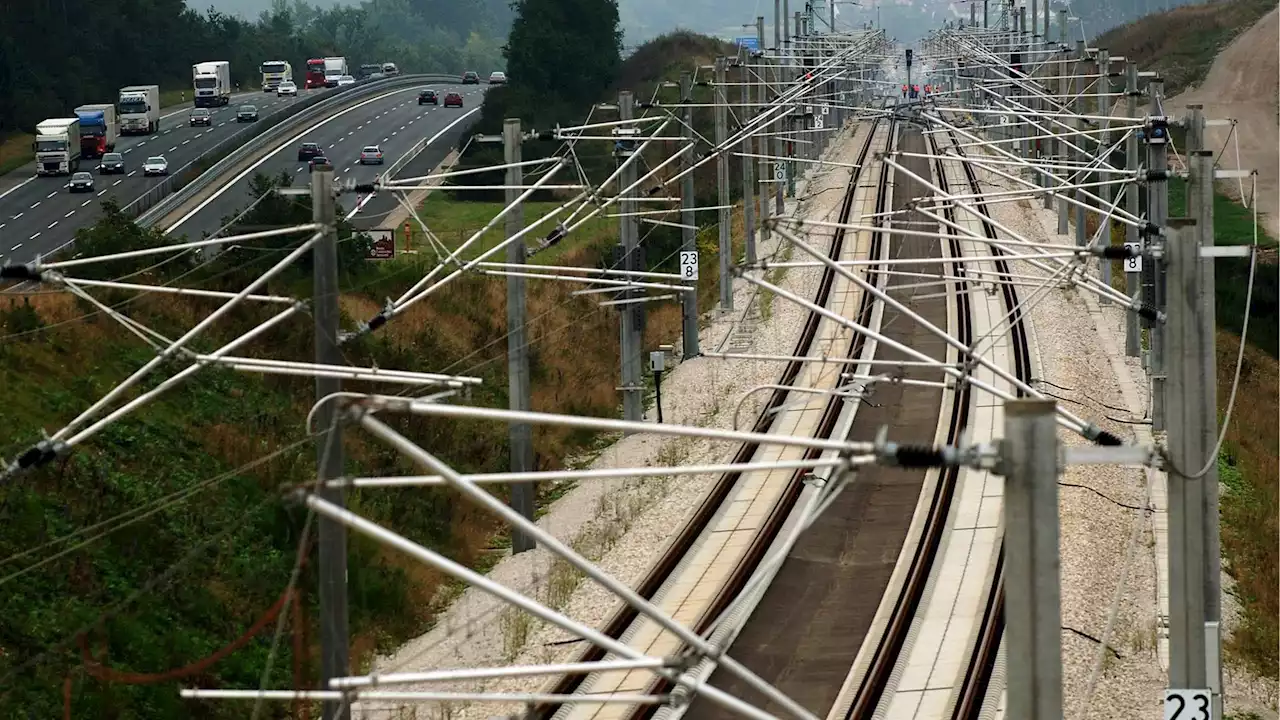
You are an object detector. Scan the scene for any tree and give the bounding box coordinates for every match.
[503,0,622,109]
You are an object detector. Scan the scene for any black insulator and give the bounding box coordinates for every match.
[1095,430,1123,446]
[892,445,945,468]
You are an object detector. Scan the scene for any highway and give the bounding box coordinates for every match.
[164,83,486,239]
[0,87,337,263]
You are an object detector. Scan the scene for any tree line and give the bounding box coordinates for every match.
[0,0,512,136]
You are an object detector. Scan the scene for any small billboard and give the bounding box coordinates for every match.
[366,229,395,259]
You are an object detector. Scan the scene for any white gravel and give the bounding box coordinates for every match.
[350,124,869,720]
[978,169,1276,719]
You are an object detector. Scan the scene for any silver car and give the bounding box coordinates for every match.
[142,156,169,176]
[277,81,298,97]
[359,145,384,165]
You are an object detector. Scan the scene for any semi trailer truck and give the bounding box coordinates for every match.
[34,118,82,176]
[193,61,231,107]
[73,104,118,158]
[118,85,160,134]
[322,57,347,87]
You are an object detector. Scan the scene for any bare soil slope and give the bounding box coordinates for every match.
[1165,7,1280,240]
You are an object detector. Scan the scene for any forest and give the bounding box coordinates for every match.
[0,0,512,136]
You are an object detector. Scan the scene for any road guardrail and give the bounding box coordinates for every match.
[129,73,461,229]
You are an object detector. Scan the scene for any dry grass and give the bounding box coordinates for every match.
[1216,329,1279,678]
[1095,0,1277,96]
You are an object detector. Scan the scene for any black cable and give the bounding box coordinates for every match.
[1058,482,1148,512]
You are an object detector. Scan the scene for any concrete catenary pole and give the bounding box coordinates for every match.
[1003,398,1064,720]
[713,57,734,311]
[1164,217,1210,697]
[756,17,771,255]
[1096,47,1112,293]
[741,60,757,265]
[1147,78,1168,430]
[617,91,645,422]
[1124,60,1141,356]
[504,118,535,553]
[311,166,351,720]
[1187,136,1223,716]
[679,73,700,359]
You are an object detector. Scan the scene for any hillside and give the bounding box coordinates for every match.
[0,29,748,716]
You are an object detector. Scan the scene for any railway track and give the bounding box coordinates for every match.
[531,96,1033,720]
[528,112,892,720]
[833,105,1032,720]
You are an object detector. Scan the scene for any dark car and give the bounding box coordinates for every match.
[297,142,323,161]
[68,171,94,193]
[309,155,331,172]
[189,108,212,127]
[444,92,463,108]
[98,152,125,174]
[236,104,259,122]
[461,71,479,85]
[418,89,438,105]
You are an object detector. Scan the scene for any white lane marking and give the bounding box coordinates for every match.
[29,201,39,208]
[168,146,178,152]
[296,167,304,172]
[47,221,57,229]
[12,212,22,219]
[0,223,4,230]
[0,176,37,202]
[46,191,57,198]
[113,180,123,186]
[83,199,93,205]
[127,171,136,177]
[123,148,132,153]
[163,129,171,134]
[382,137,389,142]
[196,133,204,138]
[64,210,75,217]
[167,85,427,232]
[16,240,28,248]
[181,140,191,145]
[138,141,147,146]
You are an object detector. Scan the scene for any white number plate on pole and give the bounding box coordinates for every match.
[680,251,699,280]
[821,104,831,115]
[1164,689,1212,720]
[774,163,786,182]
[1124,241,1143,273]
[813,116,824,129]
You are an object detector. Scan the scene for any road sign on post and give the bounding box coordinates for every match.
[735,36,760,51]
[1123,242,1142,273]
[366,229,395,259]
[680,251,699,280]
[774,162,786,182]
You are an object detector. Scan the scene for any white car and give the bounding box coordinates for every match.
[277,81,298,97]
[142,156,169,176]
[488,71,506,85]
[336,75,356,87]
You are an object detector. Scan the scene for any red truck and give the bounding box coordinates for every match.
[304,58,327,89]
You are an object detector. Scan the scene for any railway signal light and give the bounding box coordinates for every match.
[905,48,913,67]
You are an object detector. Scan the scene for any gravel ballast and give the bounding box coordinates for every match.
[350,123,869,720]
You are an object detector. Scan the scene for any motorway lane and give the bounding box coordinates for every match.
[0,88,338,264]
[167,84,486,239]
[346,92,484,232]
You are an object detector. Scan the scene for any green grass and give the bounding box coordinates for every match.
[1096,0,1278,96]
[411,193,619,264]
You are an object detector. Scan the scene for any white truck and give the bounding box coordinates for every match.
[34,118,82,176]
[73,104,118,158]
[322,57,347,87]
[193,61,232,107]
[118,85,160,134]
